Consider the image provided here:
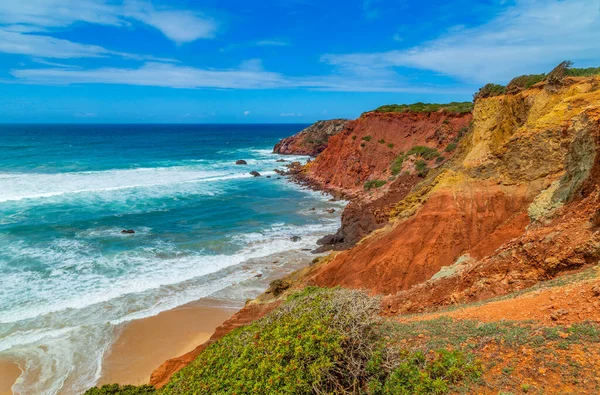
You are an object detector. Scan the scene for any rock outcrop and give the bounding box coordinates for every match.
[273,119,349,156]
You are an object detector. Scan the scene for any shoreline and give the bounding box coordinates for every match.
[97,298,237,387]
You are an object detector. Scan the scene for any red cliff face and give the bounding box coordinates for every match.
[273,119,349,156]
[306,111,472,196]
[310,110,472,250]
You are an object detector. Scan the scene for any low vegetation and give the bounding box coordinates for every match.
[373,102,473,114]
[505,73,545,94]
[362,135,372,142]
[475,61,600,99]
[364,179,387,190]
[473,83,506,100]
[390,154,405,176]
[415,160,428,177]
[161,288,481,395]
[85,385,156,394]
[405,146,440,161]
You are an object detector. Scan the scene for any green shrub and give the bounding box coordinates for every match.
[415,160,428,177]
[364,179,387,190]
[84,384,156,395]
[378,139,386,144]
[374,102,473,114]
[267,279,291,297]
[506,74,545,94]
[444,142,457,153]
[387,143,394,149]
[362,135,372,142]
[406,146,440,161]
[474,83,506,100]
[160,288,480,395]
[361,143,366,148]
[546,60,573,86]
[390,154,405,176]
[566,66,600,77]
[352,135,357,140]
[435,156,445,165]
[162,288,383,395]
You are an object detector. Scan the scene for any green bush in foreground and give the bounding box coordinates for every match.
[161,288,480,395]
[364,179,387,190]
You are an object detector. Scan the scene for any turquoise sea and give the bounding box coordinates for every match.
[0,124,343,394]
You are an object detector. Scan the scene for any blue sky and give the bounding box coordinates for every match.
[1,0,599,123]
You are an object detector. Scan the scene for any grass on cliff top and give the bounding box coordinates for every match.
[373,102,473,114]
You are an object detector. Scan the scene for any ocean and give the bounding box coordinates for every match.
[0,124,343,394]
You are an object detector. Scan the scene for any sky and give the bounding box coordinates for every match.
[0,0,599,123]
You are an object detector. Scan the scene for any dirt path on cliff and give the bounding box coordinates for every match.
[398,268,600,326]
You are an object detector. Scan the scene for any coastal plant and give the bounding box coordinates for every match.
[387,143,394,149]
[85,384,156,394]
[161,288,383,395]
[415,160,428,177]
[364,179,387,190]
[505,74,545,94]
[546,60,573,87]
[378,139,386,144]
[444,142,457,153]
[362,135,372,142]
[373,102,473,114]
[473,83,506,100]
[406,146,440,161]
[267,279,291,297]
[390,154,405,176]
[160,288,481,395]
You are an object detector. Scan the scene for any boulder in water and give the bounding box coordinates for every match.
[121,229,135,234]
[235,160,247,165]
[325,209,336,214]
[249,171,261,177]
[290,236,302,242]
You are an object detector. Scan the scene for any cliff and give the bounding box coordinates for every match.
[310,76,600,296]
[140,72,600,394]
[272,119,349,156]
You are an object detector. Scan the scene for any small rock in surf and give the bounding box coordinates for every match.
[249,171,261,177]
[121,229,135,234]
[290,236,302,242]
[235,160,248,165]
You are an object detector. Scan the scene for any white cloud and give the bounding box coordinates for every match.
[256,40,289,47]
[8,61,474,93]
[324,0,600,83]
[0,0,218,44]
[11,62,287,89]
[0,28,176,60]
[243,110,250,116]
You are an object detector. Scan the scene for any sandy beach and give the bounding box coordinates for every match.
[0,360,21,395]
[97,299,236,387]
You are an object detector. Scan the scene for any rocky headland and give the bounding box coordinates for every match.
[91,64,600,395]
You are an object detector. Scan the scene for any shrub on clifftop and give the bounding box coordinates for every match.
[160,288,481,395]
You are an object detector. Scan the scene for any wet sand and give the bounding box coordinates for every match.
[0,360,21,395]
[98,299,236,386]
